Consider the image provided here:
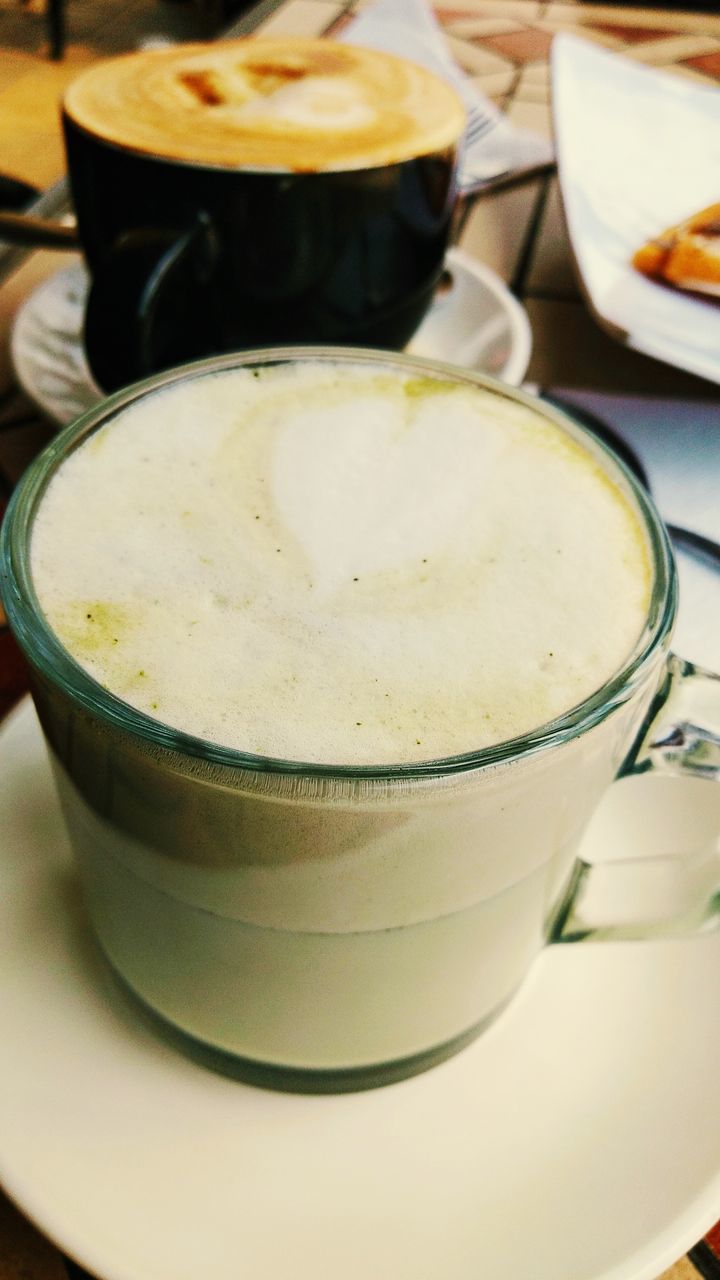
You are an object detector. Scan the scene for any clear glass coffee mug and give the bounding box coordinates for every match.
[1,349,719,1094]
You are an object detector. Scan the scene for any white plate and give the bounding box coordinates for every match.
[10,249,531,426]
[1,698,720,1280]
[552,34,720,385]
[10,260,103,426]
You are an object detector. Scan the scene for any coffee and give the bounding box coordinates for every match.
[4,352,673,1086]
[31,359,650,765]
[63,38,466,171]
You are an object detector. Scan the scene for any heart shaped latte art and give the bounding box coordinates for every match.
[270,381,503,598]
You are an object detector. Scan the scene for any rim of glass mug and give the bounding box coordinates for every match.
[0,346,677,782]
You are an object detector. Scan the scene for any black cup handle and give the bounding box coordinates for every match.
[84,213,220,392]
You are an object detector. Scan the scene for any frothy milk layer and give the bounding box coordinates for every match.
[31,363,651,765]
[62,38,466,171]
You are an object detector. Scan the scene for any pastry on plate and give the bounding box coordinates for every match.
[632,202,720,297]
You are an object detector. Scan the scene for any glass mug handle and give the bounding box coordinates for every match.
[551,653,720,944]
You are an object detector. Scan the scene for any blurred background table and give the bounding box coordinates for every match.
[0,0,719,1277]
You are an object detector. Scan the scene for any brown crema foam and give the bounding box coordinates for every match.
[62,37,467,172]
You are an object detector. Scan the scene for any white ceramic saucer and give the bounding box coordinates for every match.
[1,699,720,1280]
[9,249,532,426]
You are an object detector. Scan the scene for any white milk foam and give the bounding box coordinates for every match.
[31,362,651,765]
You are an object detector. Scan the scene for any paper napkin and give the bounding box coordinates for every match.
[340,0,555,192]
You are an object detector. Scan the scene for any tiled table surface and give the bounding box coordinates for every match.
[1,2,720,1279]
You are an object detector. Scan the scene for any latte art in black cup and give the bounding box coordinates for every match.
[63,38,465,171]
[61,39,466,391]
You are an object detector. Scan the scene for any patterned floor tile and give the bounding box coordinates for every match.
[592,21,674,41]
[443,16,524,35]
[520,57,550,82]
[478,24,554,59]
[505,93,553,136]
[685,48,720,75]
[533,19,628,50]
[513,71,549,100]
[445,30,514,71]
[668,60,720,83]
[435,0,542,19]
[466,66,517,97]
[541,2,720,34]
[623,33,720,63]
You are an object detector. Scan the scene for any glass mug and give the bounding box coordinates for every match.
[1,349,719,1093]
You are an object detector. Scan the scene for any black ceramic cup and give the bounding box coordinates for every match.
[0,38,465,392]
